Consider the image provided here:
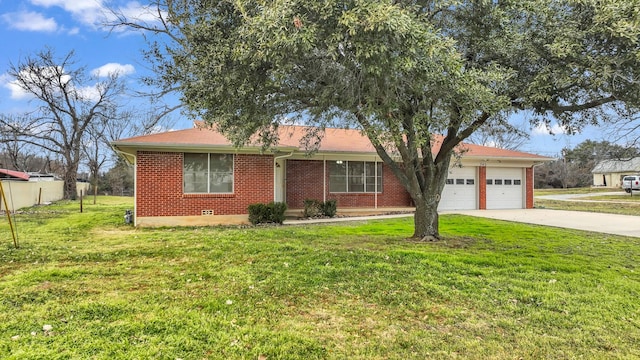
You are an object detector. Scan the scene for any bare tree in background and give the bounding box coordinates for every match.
[0,49,128,199]
[83,108,170,203]
[0,121,43,171]
[604,110,640,150]
[467,114,529,150]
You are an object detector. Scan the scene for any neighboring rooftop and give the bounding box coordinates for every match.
[592,157,640,174]
[0,169,30,181]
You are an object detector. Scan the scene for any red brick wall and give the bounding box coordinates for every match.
[136,152,273,217]
[478,166,487,210]
[285,160,412,208]
[526,167,534,209]
[285,160,325,208]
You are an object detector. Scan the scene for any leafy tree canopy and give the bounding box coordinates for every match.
[565,139,640,165]
[122,0,640,239]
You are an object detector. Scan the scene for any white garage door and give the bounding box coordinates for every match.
[439,166,477,210]
[486,168,524,209]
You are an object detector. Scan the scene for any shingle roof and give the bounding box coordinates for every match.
[592,157,640,173]
[113,124,551,161]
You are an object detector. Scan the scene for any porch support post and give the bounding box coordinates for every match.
[273,156,277,202]
[374,157,378,209]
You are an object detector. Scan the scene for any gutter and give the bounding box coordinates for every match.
[111,145,137,165]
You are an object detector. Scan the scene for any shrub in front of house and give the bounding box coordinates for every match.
[303,199,322,218]
[269,202,288,224]
[303,199,337,218]
[320,199,337,217]
[248,202,288,225]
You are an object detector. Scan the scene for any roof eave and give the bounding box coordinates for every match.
[110,141,299,157]
[465,155,556,162]
[110,141,555,164]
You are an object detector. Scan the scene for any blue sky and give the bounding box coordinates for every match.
[0,0,610,158]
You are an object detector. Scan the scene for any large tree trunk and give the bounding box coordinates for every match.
[406,157,451,241]
[63,164,78,200]
[413,193,441,240]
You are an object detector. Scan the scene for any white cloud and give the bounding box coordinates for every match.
[30,0,104,12]
[30,0,106,29]
[1,72,32,100]
[77,85,101,102]
[27,0,163,32]
[2,67,71,100]
[5,80,31,100]
[1,11,58,32]
[91,63,135,77]
[532,122,568,136]
[117,1,162,23]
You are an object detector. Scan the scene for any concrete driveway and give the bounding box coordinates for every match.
[449,209,640,238]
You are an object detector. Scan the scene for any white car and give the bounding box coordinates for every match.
[622,175,640,193]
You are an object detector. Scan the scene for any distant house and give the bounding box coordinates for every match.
[112,124,553,227]
[592,158,640,188]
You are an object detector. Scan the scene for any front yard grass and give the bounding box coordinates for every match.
[534,187,617,196]
[584,194,640,202]
[535,197,640,216]
[1,197,639,359]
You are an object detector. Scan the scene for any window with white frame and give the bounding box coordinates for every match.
[183,153,234,193]
[329,160,382,193]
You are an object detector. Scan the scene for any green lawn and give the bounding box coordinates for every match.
[584,194,640,202]
[534,187,640,215]
[1,197,639,359]
[534,187,617,196]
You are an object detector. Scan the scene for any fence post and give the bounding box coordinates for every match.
[0,182,18,248]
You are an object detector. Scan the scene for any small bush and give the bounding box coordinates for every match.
[248,202,288,225]
[303,199,322,218]
[248,203,269,224]
[303,199,337,218]
[269,202,288,224]
[321,199,337,217]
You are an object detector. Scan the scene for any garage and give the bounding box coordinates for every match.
[486,167,524,209]
[439,166,477,210]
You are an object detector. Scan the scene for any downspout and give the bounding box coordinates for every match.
[113,146,137,226]
[323,157,326,203]
[530,161,546,209]
[273,151,294,202]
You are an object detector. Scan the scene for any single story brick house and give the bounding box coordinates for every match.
[112,124,552,227]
